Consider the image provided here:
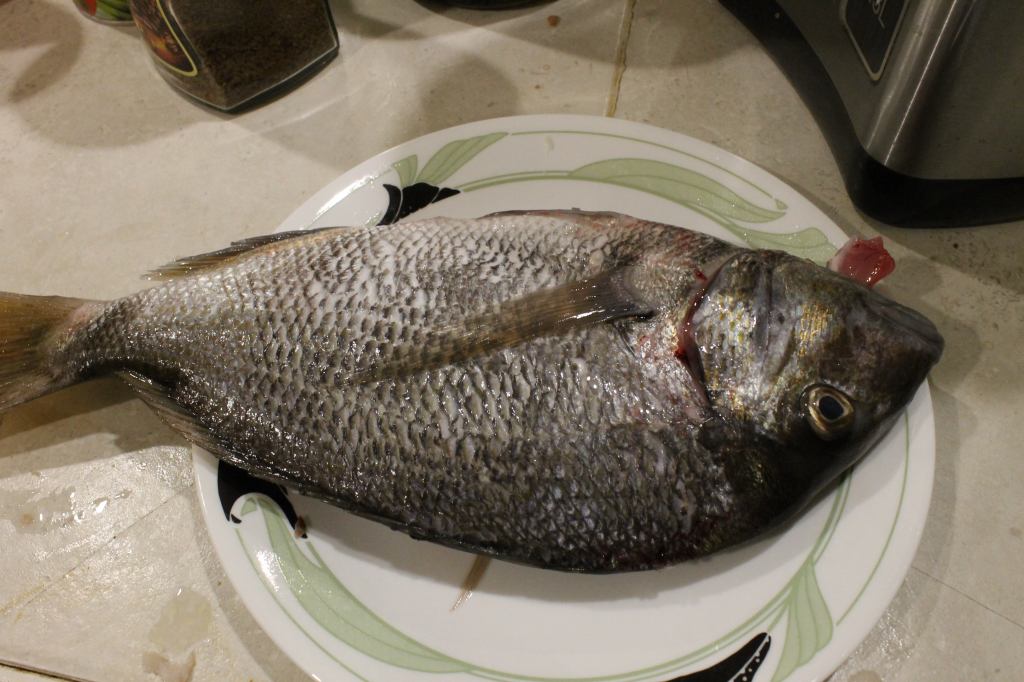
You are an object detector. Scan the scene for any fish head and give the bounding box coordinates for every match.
[685,249,943,494]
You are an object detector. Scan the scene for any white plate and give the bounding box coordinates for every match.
[194,115,935,682]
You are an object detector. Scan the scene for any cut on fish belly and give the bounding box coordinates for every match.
[0,210,943,572]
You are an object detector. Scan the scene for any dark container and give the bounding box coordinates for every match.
[128,0,339,113]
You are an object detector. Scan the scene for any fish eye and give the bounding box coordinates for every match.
[805,385,854,440]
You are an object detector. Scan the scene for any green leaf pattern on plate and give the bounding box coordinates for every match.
[250,497,473,674]
[393,155,419,188]
[454,150,835,264]
[564,158,835,263]
[771,559,834,682]
[568,159,785,223]
[415,133,507,187]
[237,487,847,682]
[239,497,257,517]
[733,225,836,265]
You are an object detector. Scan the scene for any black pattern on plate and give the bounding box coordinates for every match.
[379,182,460,225]
[667,633,771,681]
[218,460,306,537]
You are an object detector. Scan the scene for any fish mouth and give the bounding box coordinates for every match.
[865,294,945,363]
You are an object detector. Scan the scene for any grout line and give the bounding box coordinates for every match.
[0,659,98,682]
[606,0,638,117]
[911,566,1024,631]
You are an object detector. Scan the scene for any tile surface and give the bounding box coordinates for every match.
[2,0,1022,680]
[830,569,1024,682]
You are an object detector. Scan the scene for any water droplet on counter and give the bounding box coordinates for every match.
[149,587,213,655]
[142,650,196,682]
[0,484,129,534]
[0,487,77,534]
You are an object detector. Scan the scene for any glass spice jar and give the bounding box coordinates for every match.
[128,0,339,112]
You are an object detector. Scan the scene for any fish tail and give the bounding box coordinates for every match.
[0,292,99,410]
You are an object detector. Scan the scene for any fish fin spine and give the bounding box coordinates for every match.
[146,226,345,280]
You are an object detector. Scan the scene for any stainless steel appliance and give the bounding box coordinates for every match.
[722,0,1024,227]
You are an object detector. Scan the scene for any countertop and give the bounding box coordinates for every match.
[1,1,1021,680]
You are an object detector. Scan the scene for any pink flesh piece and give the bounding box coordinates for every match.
[827,236,895,287]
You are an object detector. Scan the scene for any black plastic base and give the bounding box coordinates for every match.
[721,0,1024,228]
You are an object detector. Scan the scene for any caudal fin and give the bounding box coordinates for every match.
[0,293,95,410]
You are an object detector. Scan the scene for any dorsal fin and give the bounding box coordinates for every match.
[146,226,344,280]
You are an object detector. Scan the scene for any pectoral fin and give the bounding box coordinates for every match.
[348,265,653,385]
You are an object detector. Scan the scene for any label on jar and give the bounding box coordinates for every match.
[130,0,199,77]
[74,0,134,23]
[841,0,908,81]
